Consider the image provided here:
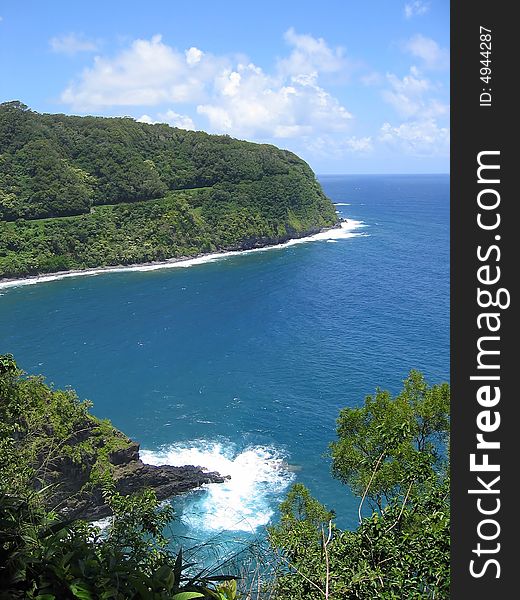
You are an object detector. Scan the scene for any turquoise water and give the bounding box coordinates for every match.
[0,175,449,546]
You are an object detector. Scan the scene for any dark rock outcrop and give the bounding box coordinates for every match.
[227,222,342,252]
[44,435,227,521]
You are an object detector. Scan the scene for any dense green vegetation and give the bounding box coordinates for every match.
[268,371,450,599]
[0,354,239,600]
[0,353,129,502]
[0,355,449,598]
[0,101,337,279]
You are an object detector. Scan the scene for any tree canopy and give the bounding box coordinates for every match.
[268,371,450,599]
[0,356,450,598]
[330,370,450,513]
[0,102,337,278]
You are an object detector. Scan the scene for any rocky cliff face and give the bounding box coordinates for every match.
[228,222,342,252]
[2,355,228,522]
[40,431,227,521]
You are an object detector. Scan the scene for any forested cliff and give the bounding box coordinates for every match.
[0,101,338,278]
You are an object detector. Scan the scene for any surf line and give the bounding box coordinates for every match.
[0,219,366,291]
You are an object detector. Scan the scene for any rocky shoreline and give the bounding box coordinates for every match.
[43,435,228,522]
[0,221,345,289]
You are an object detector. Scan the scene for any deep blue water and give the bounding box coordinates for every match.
[0,174,449,549]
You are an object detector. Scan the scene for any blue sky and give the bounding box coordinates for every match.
[0,0,449,174]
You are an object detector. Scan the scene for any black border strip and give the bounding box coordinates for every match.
[451,2,514,596]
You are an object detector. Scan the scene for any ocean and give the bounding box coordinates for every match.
[0,174,449,555]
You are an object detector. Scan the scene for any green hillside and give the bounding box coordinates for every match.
[0,101,338,279]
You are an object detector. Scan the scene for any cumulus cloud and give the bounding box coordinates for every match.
[136,114,154,124]
[404,1,430,19]
[379,58,449,157]
[382,66,447,119]
[197,64,352,140]
[196,63,353,140]
[185,47,203,66]
[277,27,350,79]
[50,33,99,55]
[404,34,448,70]
[137,110,195,130]
[61,35,224,109]
[158,110,196,129]
[61,31,354,144]
[380,119,449,155]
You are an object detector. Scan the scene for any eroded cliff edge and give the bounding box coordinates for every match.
[0,355,227,521]
[47,433,227,521]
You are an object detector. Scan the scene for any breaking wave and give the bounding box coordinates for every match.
[141,440,294,533]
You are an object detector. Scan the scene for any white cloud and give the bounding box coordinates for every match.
[197,63,351,140]
[185,47,203,66]
[380,119,449,155]
[61,31,354,143]
[404,34,448,70]
[379,55,449,157]
[382,67,448,119]
[278,27,350,78]
[61,35,225,109]
[137,110,195,130]
[136,114,154,124]
[191,27,354,140]
[158,110,196,130]
[404,1,430,19]
[50,33,99,55]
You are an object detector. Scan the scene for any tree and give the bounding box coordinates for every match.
[0,102,338,278]
[268,371,450,599]
[330,369,449,514]
[0,356,239,600]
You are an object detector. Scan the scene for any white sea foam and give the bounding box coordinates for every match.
[91,516,112,531]
[333,202,351,206]
[0,220,366,290]
[141,440,294,533]
[286,218,366,243]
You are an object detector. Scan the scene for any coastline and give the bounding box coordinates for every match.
[0,219,366,291]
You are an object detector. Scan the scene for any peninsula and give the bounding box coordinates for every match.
[0,101,338,280]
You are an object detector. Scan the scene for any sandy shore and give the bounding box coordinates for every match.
[0,219,366,291]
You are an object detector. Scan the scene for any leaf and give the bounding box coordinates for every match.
[100,591,120,600]
[172,593,205,600]
[69,583,93,600]
[217,579,237,599]
[152,564,175,591]
[42,519,75,537]
[186,567,210,587]
[174,547,183,583]
[200,590,220,600]
[128,575,152,598]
